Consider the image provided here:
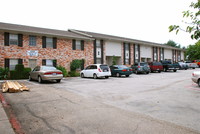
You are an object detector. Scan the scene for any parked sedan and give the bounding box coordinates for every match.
[192,71,200,87]
[80,64,111,79]
[148,61,163,73]
[131,62,150,74]
[174,62,188,70]
[29,66,63,83]
[110,65,132,77]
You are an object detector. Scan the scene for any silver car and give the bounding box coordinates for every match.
[29,66,63,83]
[192,71,200,87]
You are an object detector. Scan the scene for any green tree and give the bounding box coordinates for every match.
[185,40,200,61]
[164,40,181,48]
[169,1,200,40]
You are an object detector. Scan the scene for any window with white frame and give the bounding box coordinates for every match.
[46,59,53,66]
[96,40,101,58]
[29,36,36,46]
[10,59,18,70]
[75,40,81,50]
[124,43,129,64]
[46,37,53,48]
[9,34,18,45]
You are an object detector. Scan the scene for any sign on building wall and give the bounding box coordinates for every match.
[135,52,138,59]
[27,50,38,56]
[96,48,101,58]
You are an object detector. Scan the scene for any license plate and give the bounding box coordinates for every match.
[52,73,57,75]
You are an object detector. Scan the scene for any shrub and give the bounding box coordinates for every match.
[56,65,68,77]
[70,59,83,71]
[10,70,19,79]
[68,71,80,77]
[15,64,25,72]
[112,56,117,65]
[0,67,9,80]
[22,68,32,79]
[10,64,31,79]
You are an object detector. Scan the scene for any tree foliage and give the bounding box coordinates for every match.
[185,40,200,61]
[169,1,200,40]
[164,40,181,48]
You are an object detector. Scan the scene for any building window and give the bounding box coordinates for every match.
[134,44,140,63]
[75,40,81,50]
[124,43,130,65]
[72,40,84,50]
[9,34,18,45]
[29,36,36,46]
[46,37,53,48]
[29,59,37,70]
[153,47,157,61]
[10,59,18,70]
[94,40,103,64]
[42,59,57,67]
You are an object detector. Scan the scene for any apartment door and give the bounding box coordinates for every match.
[29,59,37,70]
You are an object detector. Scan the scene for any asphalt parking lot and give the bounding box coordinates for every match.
[2,69,200,134]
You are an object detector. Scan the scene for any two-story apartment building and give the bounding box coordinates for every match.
[69,29,184,66]
[0,22,185,71]
[0,22,94,71]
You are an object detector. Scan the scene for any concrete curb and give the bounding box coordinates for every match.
[0,92,25,134]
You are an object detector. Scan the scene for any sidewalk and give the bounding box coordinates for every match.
[0,100,15,134]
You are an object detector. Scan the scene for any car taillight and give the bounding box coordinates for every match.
[44,72,62,75]
[57,72,63,74]
[138,66,140,68]
[98,68,102,72]
[122,69,127,72]
[130,69,132,71]
[44,72,52,75]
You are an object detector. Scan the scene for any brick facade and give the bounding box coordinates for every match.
[0,32,94,71]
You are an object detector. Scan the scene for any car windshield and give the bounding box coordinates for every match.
[140,63,148,66]
[153,62,162,65]
[100,65,109,70]
[117,65,128,69]
[41,66,57,71]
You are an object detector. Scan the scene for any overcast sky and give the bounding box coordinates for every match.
[0,0,198,47]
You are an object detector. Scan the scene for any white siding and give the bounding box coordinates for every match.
[140,45,152,58]
[164,49,172,60]
[105,41,121,56]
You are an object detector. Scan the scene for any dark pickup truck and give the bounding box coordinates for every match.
[160,61,178,72]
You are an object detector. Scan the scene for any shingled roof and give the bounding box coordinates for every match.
[0,22,92,40]
[69,29,184,50]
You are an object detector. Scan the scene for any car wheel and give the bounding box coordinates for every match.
[126,75,129,77]
[158,71,161,73]
[105,76,109,79]
[116,73,121,77]
[56,79,61,83]
[38,76,43,83]
[173,70,177,72]
[93,74,97,79]
[193,68,195,69]
[81,73,84,78]
[29,75,32,81]
[198,79,200,87]
[146,72,149,74]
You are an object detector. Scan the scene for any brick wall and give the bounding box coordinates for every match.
[0,32,94,71]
